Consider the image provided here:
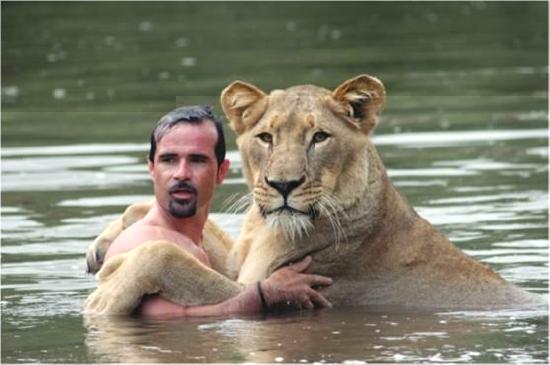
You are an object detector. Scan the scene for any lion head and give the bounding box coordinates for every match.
[221,75,386,242]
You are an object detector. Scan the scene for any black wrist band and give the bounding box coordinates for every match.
[257,281,268,311]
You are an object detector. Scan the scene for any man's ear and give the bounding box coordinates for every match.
[216,159,230,185]
[332,74,386,134]
[220,81,268,135]
[147,159,155,179]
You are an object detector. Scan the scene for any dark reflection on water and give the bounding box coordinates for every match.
[2,1,548,364]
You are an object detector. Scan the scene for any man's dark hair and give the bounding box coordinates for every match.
[148,105,226,166]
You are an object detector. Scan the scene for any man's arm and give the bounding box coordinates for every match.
[138,255,332,317]
[85,240,332,316]
[93,222,235,313]
[138,285,261,317]
[85,240,243,314]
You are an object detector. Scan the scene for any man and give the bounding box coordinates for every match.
[102,105,332,316]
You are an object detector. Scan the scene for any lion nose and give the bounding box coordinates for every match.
[265,176,305,199]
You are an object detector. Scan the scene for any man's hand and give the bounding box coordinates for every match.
[260,256,333,310]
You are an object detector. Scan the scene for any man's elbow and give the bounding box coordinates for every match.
[137,295,188,317]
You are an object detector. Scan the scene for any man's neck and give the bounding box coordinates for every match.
[149,203,208,245]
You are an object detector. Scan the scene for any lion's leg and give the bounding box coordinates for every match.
[236,231,296,286]
[85,253,143,314]
[227,234,254,280]
[225,210,262,279]
[86,200,154,274]
[84,240,242,315]
[157,241,243,306]
[202,219,234,278]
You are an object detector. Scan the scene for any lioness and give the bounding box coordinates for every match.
[85,75,543,314]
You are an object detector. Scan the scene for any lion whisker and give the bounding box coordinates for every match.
[265,211,313,243]
[317,193,348,248]
[224,192,253,214]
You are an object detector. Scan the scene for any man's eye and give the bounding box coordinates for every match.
[160,156,175,163]
[312,131,330,144]
[190,156,208,163]
[257,132,273,144]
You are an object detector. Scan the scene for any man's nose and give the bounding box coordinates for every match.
[174,160,191,180]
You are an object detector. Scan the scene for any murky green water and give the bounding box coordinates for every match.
[2,2,548,363]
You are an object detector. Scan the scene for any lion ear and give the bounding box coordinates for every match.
[220,81,268,135]
[332,74,386,134]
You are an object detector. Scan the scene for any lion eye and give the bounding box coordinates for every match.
[257,132,273,144]
[312,131,330,144]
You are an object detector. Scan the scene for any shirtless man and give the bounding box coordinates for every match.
[101,105,332,316]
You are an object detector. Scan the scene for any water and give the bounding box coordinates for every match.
[2,2,548,363]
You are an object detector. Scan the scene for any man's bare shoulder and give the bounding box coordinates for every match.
[104,221,189,260]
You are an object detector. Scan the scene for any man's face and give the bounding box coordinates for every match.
[148,121,229,219]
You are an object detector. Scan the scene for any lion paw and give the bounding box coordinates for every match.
[85,218,123,274]
[84,254,150,315]
[86,200,153,274]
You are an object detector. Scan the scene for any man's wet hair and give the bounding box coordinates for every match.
[148,105,226,166]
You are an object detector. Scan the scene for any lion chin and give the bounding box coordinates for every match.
[263,208,315,242]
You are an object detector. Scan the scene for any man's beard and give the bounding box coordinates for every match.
[168,181,198,218]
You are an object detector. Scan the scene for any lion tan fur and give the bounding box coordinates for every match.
[85,240,241,314]
[219,75,539,308]
[84,75,542,314]
[85,203,239,314]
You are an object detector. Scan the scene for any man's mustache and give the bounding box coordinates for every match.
[169,181,197,195]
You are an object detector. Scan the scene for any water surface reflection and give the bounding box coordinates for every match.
[83,306,548,363]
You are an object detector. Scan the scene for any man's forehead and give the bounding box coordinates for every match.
[157,122,217,153]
